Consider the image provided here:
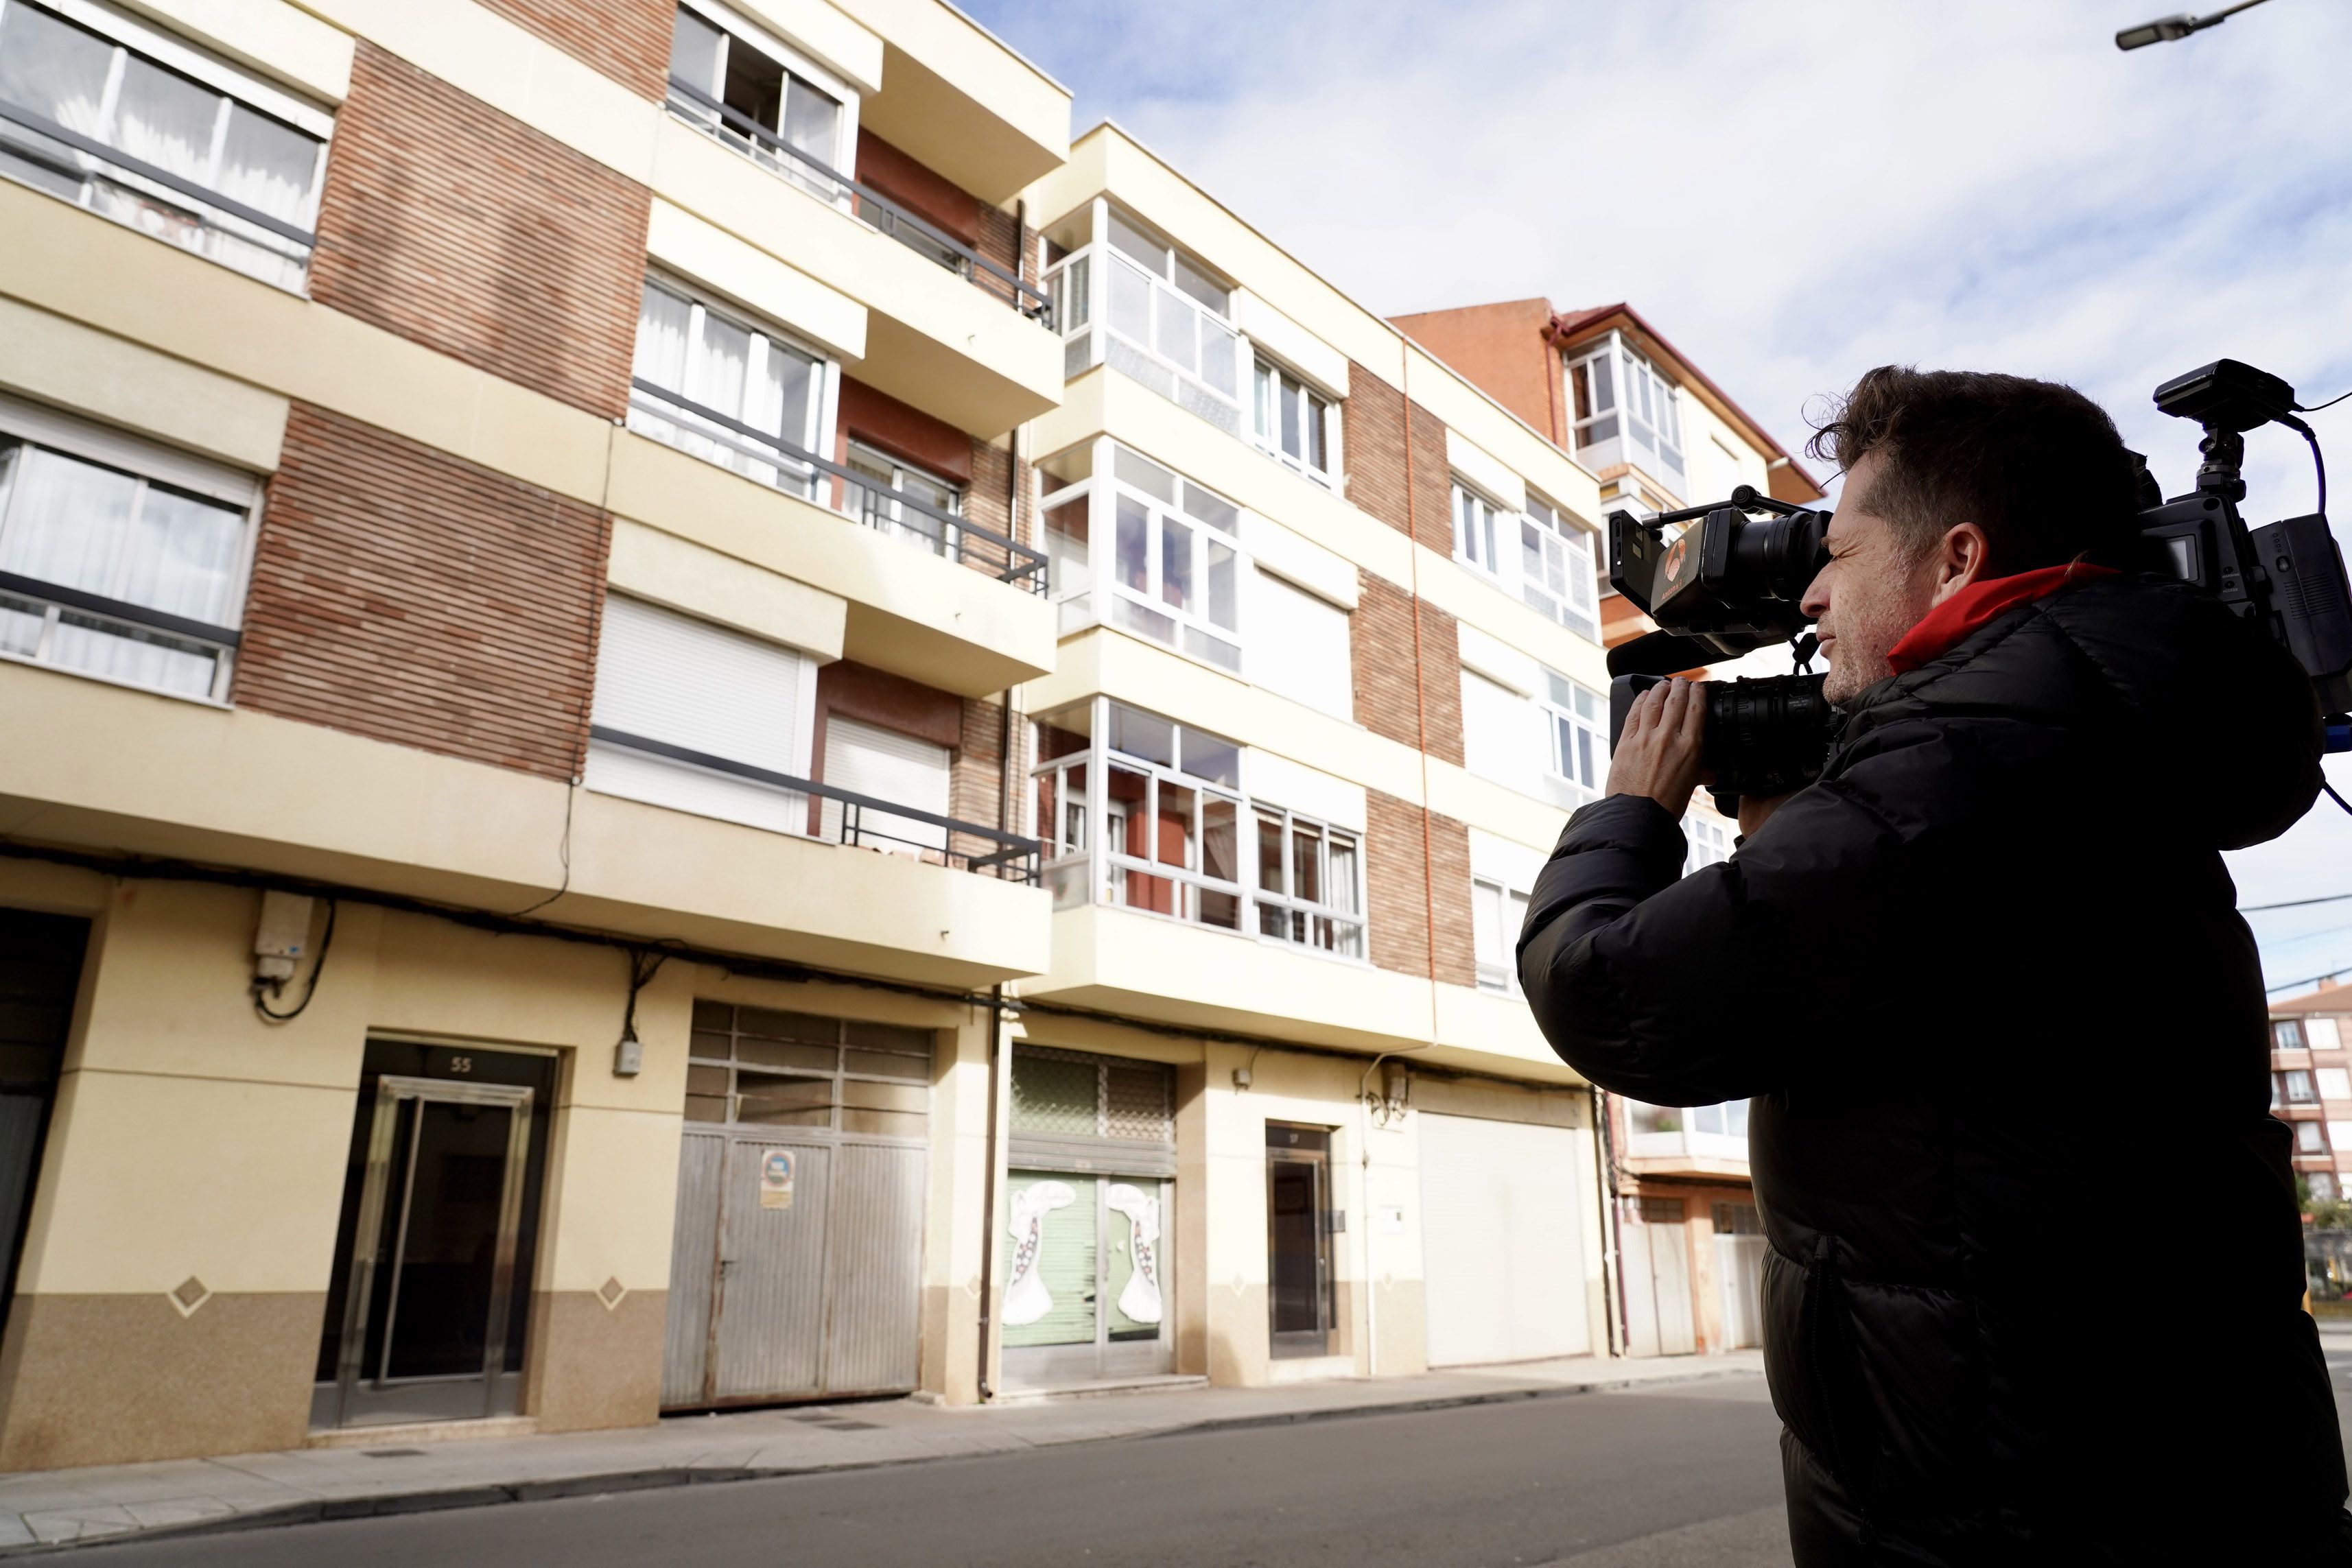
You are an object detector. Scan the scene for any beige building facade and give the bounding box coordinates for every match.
[0,0,1801,1470]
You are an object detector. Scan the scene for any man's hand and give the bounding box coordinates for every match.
[1606,678,1708,818]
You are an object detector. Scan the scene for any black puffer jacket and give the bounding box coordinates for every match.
[1520,578,2347,1565]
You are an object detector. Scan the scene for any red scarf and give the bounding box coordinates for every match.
[1884,562,2117,675]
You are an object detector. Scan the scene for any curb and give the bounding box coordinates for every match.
[5,1364,1757,1556]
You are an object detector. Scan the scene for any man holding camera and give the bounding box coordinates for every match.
[1518,368,2347,1563]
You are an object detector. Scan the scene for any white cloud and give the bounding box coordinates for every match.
[974,0,2352,984]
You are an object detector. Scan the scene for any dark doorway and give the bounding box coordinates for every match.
[1266,1122,1335,1358]
[0,910,88,1343]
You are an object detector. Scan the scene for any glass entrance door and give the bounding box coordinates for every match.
[1267,1123,1335,1358]
[319,1076,534,1427]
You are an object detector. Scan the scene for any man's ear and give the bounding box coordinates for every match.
[1925,522,1992,606]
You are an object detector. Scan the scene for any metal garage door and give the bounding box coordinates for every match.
[1417,1113,1590,1367]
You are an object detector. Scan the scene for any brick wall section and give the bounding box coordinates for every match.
[1366,790,1431,979]
[1426,810,1475,988]
[235,405,608,781]
[1350,572,1463,767]
[964,439,1037,585]
[475,0,672,99]
[311,43,650,420]
[858,131,980,246]
[947,696,1021,874]
[1341,361,1455,556]
[1405,396,1453,556]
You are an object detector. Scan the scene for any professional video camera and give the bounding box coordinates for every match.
[1605,359,2352,816]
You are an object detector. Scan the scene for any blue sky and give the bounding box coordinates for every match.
[966,0,2352,994]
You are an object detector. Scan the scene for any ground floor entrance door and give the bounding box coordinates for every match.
[1267,1123,1336,1359]
[1621,1196,1697,1357]
[661,1004,931,1410]
[1713,1201,1767,1350]
[314,1040,555,1429]
[0,911,86,1347]
[1418,1113,1590,1367]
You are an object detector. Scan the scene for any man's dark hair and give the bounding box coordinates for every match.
[1807,367,2142,573]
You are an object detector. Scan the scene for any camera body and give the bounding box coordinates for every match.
[1604,359,2352,816]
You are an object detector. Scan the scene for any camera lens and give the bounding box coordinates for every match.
[1726,510,1831,606]
[1704,673,1837,798]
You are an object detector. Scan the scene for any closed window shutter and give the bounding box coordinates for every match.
[1563,528,1599,641]
[821,715,952,852]
[584,595,812,833]
[1460,669,1541,794]
[1251,569,1352,720]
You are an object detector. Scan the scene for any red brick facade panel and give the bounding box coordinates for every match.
[1407,396,1453,556]
[815,660,965,753]
[837,377,975,484]
[1345,362,1410,536]
[1426,811,1475,989]
[235,404,607,782]
[1365,789,1430,980]
[946,695,1018,870]
[855,130,981,247]
[475,0,672,100]
[962,439,1035,582]
[311,43,651,420]
[1350,572,1464,767]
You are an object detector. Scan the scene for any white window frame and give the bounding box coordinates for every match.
[1684,811,1732,873]
[1052,438,1247,676]
[0,392,259,705]
[627,272,840,502]
[1518,495,1599,643]
[1540,669,1608,809]
[1564,331,1686,500]
[1472,873,1531,995]
[0,0,333,290]
[843,440,962,558]
[1250,355,1340,488]
[1251,805,1364,960]
[1043,200,1246,436]
[1452,479,1509,580]
[1030,697,1370,965]
[666,0,859,203]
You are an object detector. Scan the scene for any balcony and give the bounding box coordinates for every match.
[1624,1099,1751,1177]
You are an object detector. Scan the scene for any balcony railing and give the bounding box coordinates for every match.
[663,76,1051,326]
[591,726,1042,883]
[0,98,313,287]
[628,379,1049,593]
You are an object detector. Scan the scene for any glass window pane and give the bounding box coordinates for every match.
[1201,320,1238,398]
[1107,211,1168,274]
[47,613,215,695]
[1173,254,1227,315]
[840,1107,926,1137]
[685,1064,731,1096]
[1591,354,1614,413]
[736,1038,837,1072]
[1291,824,1321,906]
[1257,815,1284,894]
[691,309,753,420]
[113,55,222,185]
[1109,707,1174,767]
[1280,379,1302,458]
[761,338,816,449]
[1206,541,1236,630]
[1155,292,1197,373]
[0,4,114,136]
[843,1048,930,1081]
[119,484,242,622]
[781,75,838,163]
[1155,780,1195,870]
[1114,447,1177,504]
[1110,257,1150,343]
[1327,837,1359,915]
[1182,626,1239,672]
[1306,393,1327,471]
[1112,592,1176,647]
[1044,496,1090,597]
[668,8,726,98]
[0,593,42,658]
[1114,494,1151,593]
[217,104,318,224]
[1159,516,1193,612]
[0,447,139,595]
[1201,796,1238,883]
[1179,482,1236,533]
[634,283,692,390]
[840,1080,926,1112]
[1179,727,1238,786]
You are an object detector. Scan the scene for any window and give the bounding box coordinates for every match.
[2298,1120,2329,1154]
[1041,482,1091,634]
[1520,497,1599,642]
[2288,1070,2318,1104]
[1106,444,1243,673]
[820,713,950,854]
[1685,811,1732,872]
[2313,1018,2344,1051]
[1540,671,1607,809]
[583,594,818,835]
[1460,667,1541,797]
[2275,1019,2308,1051]
[665,0,851,201]
[1251,359,1336,485]
[686,1001,929,1137]
[2333,1121,2352,1158]
[1453,482,1507,578]
[2318,1069,2352,1102]
[1250,570,1350,720]
[1565,333,1686,498]
[1031,698,1369,963]
[1254,807,1363,959]
[1045,203,1244,435]
[2313,1173,2340,1202]
[0,401,255,701]
[1687,1100,1750,1138]
[844,442,961,558]
[0,0,329,288]
[630,276,830,498]
[1472,875,1530,994]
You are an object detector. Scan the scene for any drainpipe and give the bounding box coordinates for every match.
[1594,1083,1628,1357]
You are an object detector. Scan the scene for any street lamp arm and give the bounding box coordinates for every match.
[2116,0,2274,49]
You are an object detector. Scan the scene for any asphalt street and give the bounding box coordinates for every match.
[59,1351,2352,1567]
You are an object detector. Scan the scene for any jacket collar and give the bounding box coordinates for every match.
[1885,562,2117,675]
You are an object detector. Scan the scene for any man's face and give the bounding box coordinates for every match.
[1800,449,1940,705]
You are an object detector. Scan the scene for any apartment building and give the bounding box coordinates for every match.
[0,0,1827,1469]
[2268,984,2352,1203]
[1391,296,1826,1356]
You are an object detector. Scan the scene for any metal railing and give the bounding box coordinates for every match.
[591,726,1042,883]
[663,75,1050,326]
[0,569,242,649]
[628,379,1048,592]
[0,97,314,250]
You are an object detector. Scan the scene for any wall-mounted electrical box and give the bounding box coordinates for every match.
[253,892,314,983]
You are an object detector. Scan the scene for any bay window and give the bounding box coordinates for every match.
[0,397,255,702]
[1032,699,1367,961]
[0,0,330,289]
[1043,202,1244,436]
[1038,440,1246,674]
[1520,497,1599,641]
[1252,359,1337,485]
[1565,333,1686,499]
[1541,670,1607,809]
[665,0,853,204]
[630,276,832,500]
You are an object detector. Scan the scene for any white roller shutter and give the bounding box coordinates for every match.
[583,595,814,834]
[1460,668,1543,796]
[821,715,951,853]
[1251,568,1352,720]
[1417,1113,1590,1367]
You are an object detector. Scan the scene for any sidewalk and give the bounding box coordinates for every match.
[0,1351,1763,1554]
